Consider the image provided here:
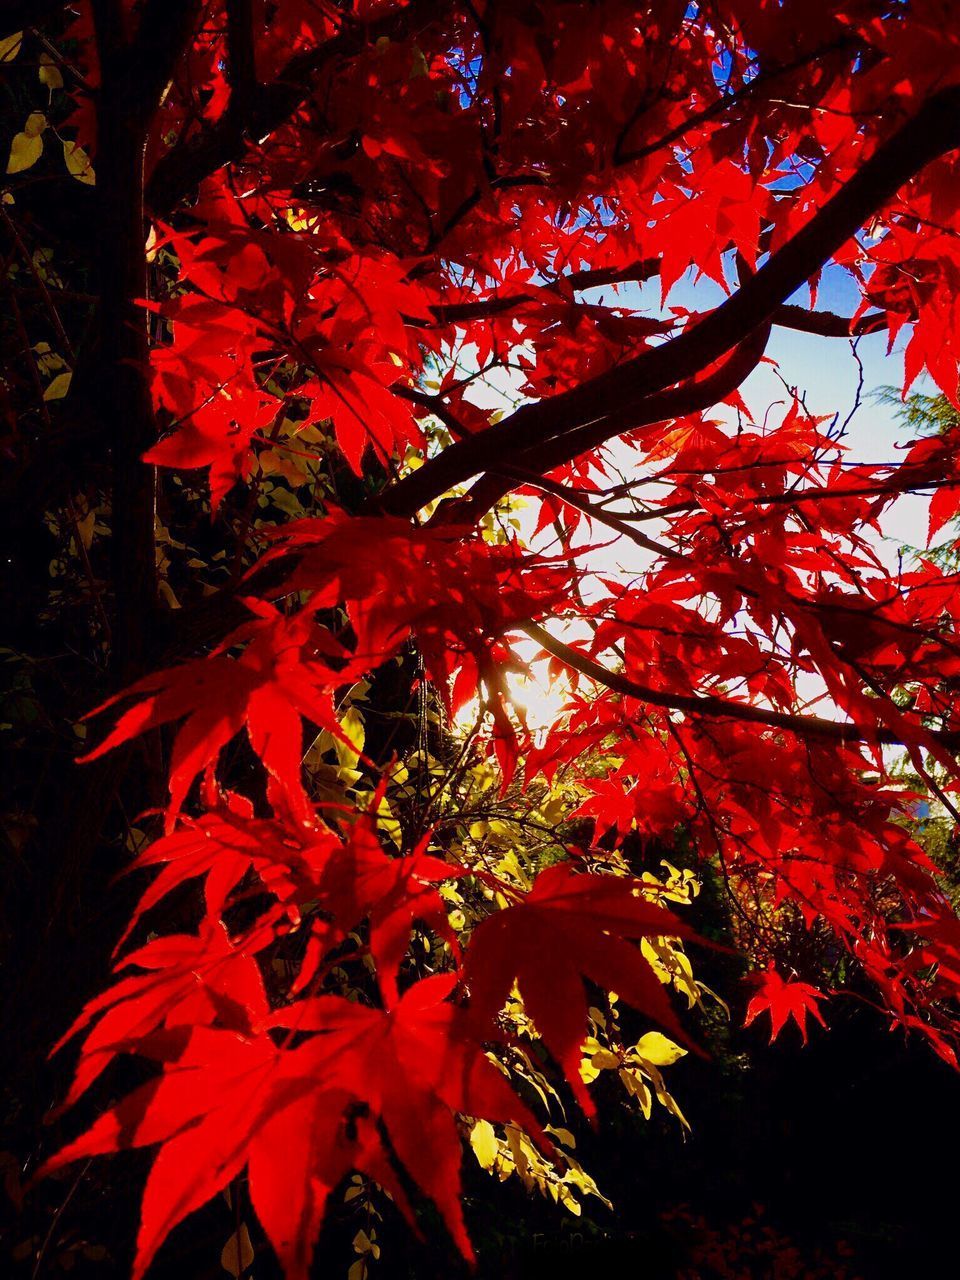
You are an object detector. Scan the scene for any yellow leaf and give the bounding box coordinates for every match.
[579,1058,600,1083]
[0,32,22,62]
[285,205,319,232]
[353,1228,379,1258]
[558,1184,583,1216]
[158,580,181,610]
[658,1087,690,1130]
[43,370,71,401]
[76,508,96,551]
[267,484,304,517]
[258,446,307,484]
[619,1067,653,1118]
[372,793,401,846]
[634,1032,687,1067]
[335,704,365,770]
[545,1125,576,1149]
[7,132,42,175]
[24,112,46,138]
[63,139,95,185]
[469,1119,499,1170]
[505,1124,530,1184]
[564,1157,613,1209]
[220,1224,253,1277]
[39,54,63,89]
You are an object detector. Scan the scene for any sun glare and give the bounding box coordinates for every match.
[453,654,572,739]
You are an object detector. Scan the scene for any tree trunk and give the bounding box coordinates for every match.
[95,15,159,680]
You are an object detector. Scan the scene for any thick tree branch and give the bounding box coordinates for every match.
[522,622,960,751]
[127,0,203,122]
[427,257,661,324]
[427,291,884,338]
[94,0,203,676]
[450,322,771,523]
[379,86,960,518]
[774,304,888,338]
[225,0,257,116]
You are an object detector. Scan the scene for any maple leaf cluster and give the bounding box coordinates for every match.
[12,0,960,1274]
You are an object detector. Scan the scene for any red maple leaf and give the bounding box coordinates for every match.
[51,921,269,1110]
[114,801,334,949]
[81,601,363,828]
[464,863,702,1115]
[44,978,546,1277]
[744,967,828,1045]
[302,815,467,1005]
[269,975,548,1261]
[42,1027,403,1280]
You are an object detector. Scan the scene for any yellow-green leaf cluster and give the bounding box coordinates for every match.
[467,1120,611,1218]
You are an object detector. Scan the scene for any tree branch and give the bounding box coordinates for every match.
[614,37,858,166]
[93,0,204,677]
[493,468,677,559]
[379,85,960,518]
[447,322,771,523]
[225,0,257,117]
[522,622,960,751]
[773,304,888,338]
[426,257,661,324]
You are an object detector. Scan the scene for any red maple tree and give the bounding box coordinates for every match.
[7,1,960,1274]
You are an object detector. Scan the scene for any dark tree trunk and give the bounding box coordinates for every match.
[96,84,158,680]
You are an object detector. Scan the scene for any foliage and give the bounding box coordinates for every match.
[876,384,960,556]
[5,1,960,1275]
[661,1203,861,1280]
